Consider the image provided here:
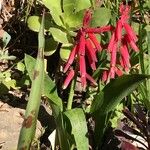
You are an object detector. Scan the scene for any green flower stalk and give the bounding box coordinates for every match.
[17,12,45,150]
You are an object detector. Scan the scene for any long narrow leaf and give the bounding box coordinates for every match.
[25,54,63,112]
[17,13,45,149]
[90,74,150,114]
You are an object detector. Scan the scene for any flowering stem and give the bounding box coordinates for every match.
[147,31,150,109]
[67,78,75,110]
[139,24,145,74]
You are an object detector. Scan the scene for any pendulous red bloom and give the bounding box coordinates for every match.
[105,3,139,82]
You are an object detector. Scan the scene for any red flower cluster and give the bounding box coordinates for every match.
[103,3,139,81]
[63,10,112,90]
[63,3,139,89]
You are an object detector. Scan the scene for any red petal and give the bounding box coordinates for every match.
[64,45,78,73]
[115,20,123,41]
[120,40,130,68]
[78,31,86,56]
[86,39,98,62]
[124,23,138,42]
[79,56,87,89]
[124,34,139,52]
[108,32,116,52]
[88,33,102,51]
[86,73,97,86]
[102,70,108,82]
[83,9,92,27]
[115,68,123,76]
[109,66,116,79]
[63,69,75,89]
[79,56,86,77]
[110,42,117,67]
[86,52,97,70]
[85,25,114,33]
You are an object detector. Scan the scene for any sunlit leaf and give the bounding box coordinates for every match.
[74,0,91,13]
[64,108,89,150]
[49,28,69,44]
[43,0,63,26]
[91,74,150,114]
[25,54,63,110]
[27,15,52,32]
[2,31,11,48]
[60,44,73,61]
[90,7,111,27]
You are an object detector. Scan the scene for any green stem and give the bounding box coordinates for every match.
[67,79,75,110]
[146,31,150,110]
[139,24,145,74]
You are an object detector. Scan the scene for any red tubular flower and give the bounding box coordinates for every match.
[88,33,102,51]
[83,9,92,27]
[110,42,117,67]
[64,45,78,73]
[63,69,75,89]
[115,20,123,41]
[85,38,98,62]
[124,34,139,52]
[86,73,97,86]
[102,70,108,82]
[78,30,86,56]
[105,3,139,82]
[108,33,116,52]
[63,8,115,89]
[115,67,123,76]
[79,56,87,88]
[86,52,97,70]
[124,23,138,42]
[85,25,114,33]
[120,39,130,69]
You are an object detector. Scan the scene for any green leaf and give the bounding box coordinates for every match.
[17,62,25,72]
[62,11,84,29]
[60,44,73,61]
[44,37,58,56]
[3,31,11,48]
[3,79,16,89]
[43,0,63,26]
[74,0,91,13]
[27,15,52,32]
[63,0,75,13]
[18,13,45,149]
[43,0,62,14]
[64,108,89,150]
[90,74,150,114]
[62,0,84,29]
[90,7,111,27]
[25,54,63,111]
[49,28,69,44]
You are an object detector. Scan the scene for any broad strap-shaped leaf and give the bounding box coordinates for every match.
[25,54,63,111]
[17,12,45,149]
[64,108,89,150]
[90,74,150,114]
